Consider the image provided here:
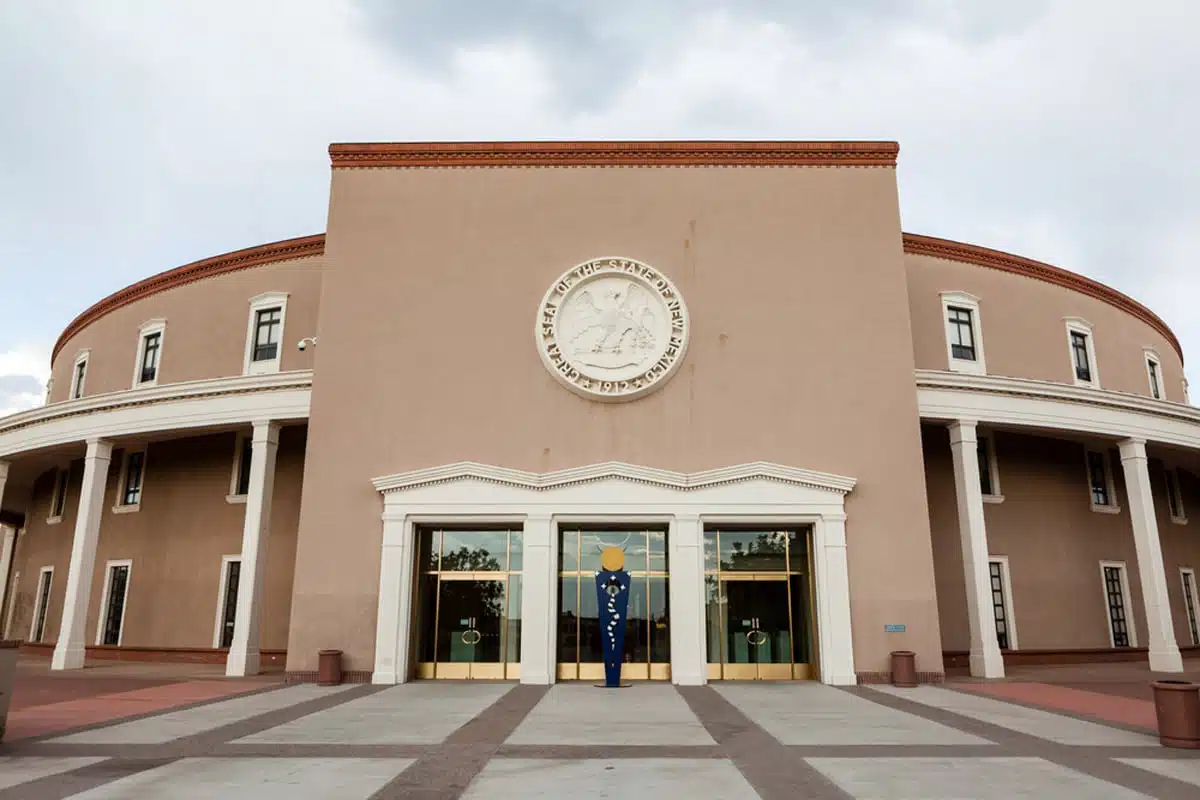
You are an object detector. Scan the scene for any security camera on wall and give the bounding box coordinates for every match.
[297,340,307,352]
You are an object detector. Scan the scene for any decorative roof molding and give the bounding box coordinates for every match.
[903,233,1182,364]
[329,140,899,169]
[0,371,313,440]
[373,460,857,496]
[52,234,326,363]
[915,368,1200,423]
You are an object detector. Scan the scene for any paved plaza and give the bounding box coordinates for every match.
[3,672,1200,798]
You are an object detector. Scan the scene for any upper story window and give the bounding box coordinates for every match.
[1144,349,1165,401]
[133,319,166,388]
[1064,318,1099,388]
[940,291,986,375]
[1165,467,1187,525]
[48,468,69,522]
[977,433,1003,502]
[1086,448,1120,513]
[243,292,289,375]
[227,433,254,503]
[115,449,146,511]
[69,350,89,399]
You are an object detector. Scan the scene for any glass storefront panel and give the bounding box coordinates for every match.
[705,527,816,680]
[557,527,670,680]
[413,527,522,680]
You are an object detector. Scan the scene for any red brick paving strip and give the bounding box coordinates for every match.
[955,681,1159,733]
[4,680,267,741]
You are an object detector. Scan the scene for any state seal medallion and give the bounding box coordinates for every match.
[536,257,690,402]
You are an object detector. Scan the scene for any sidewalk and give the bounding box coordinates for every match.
[4,654,283,742]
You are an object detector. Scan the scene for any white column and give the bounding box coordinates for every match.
[52,439,113,670]
[948,421,1004,679]
[225,421,280,677]
[815,512,857,685]
[0,461,12,627]
[519,514,556,685]
[372,511,416,684]
[0,525,16,629]
[668,514,706,685]
[1118,438,1183,672]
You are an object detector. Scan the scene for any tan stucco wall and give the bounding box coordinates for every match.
[48,255,324,403]
[906,254,1185,402]
[289,164,943,677]
[5,428,305,651]
[924,424,1200,652]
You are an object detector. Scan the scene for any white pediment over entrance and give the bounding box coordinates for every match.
[372,460,855,512]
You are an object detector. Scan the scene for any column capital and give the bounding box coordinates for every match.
[250,420,281,445]
[1118,438,1148,461]
[0,459,10,480]
[947,420,978,446]
[84,438,113,459]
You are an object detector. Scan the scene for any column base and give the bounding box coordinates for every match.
[519,672,553,686]
[225,648,261,677]
[824,672,860,687]
[968,650,1005,679]
[371,670,400,685]
[1149,648,1184,673]
[671,672,706,687]
[50,643,86,671]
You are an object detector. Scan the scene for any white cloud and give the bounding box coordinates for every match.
[0,344,50,417]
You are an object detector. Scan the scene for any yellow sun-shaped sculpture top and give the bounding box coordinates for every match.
[600,546,625,571]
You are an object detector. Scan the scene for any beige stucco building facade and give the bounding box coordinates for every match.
[1,141,1198,687]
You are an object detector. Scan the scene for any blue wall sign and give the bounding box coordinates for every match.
[884,624,906,633]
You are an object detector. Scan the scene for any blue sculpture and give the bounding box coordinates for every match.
[595,546,631,688]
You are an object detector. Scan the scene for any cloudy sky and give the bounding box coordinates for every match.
[1,0,1197,415]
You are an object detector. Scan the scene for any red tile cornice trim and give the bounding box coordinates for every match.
[328,140,900,168]
[52,234,326,363]
[903,232,1182,364]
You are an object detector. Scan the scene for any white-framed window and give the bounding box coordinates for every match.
[212,555,242,648]
[132,319,166,388]
[3,570,18,639]
[226,432,253,504]
[940,291,986,375]
[29,566,54,643]
[1142,348,1165,401]
[978,432,1003,503]
[1064,317,1099,388]
[113,448,146,513]
[243,292,289,376]
[47,467,69,524]
[1181,568,1200,646]
[69,349,90,399]
[988,556,1018,650]
[1085,447,1120,513]
[1164,466,1187,525]
[95,559,132,646]
[1099,561,1136,647]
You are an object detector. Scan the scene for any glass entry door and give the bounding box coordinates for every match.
[705,528,816,680]
[719,577,792,679]
[414,528,522,680]
[557,527,671,681]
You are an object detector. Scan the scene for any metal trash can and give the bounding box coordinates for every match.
[317,649,343,686]
[1151,680,1200,749]
[890,650,917,688]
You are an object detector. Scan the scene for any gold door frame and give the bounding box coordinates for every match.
[556,527,671,681]
[705,528,817,681]
[413,528,522,681]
